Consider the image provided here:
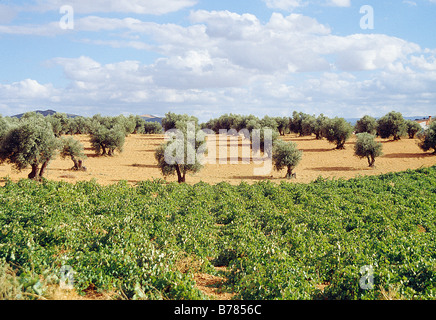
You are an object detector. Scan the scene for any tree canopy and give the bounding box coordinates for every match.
[0,117,59,179]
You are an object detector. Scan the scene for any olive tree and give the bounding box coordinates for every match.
[322,117,354,149]
[275,117,290,136]
[162,112,198,132]
[143,121,163,134]
[131,115,146,134]
[0,117,59,180]
[355,115,377,135]
[60,136,87,170]
[405,120,422,139]
[89,124,125,156]
[272,140,303,179]
[354,133,383,167]
[260,115,278,131]
[0,116,11,140]
[155,120,207,183]
[418,121,436,154]
[301,115,316,137]
[313,114,328,140]
[377,111,407,141]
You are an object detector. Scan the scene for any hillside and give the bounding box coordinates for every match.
[139,114,163,124]
[10,110,163,124]
[11,109,80,119]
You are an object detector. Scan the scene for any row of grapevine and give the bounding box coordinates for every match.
[0,166,435,299]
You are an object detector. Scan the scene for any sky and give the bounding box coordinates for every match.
[0,0,435,122]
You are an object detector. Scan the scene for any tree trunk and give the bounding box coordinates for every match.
[71,156,79,170]
[367,155,375,168]
[39,160,49,179]
[336,140,346,149]
[28,163,39,180]
[175,165,185,183]
[286,166,293,179]
[78,160,86,171]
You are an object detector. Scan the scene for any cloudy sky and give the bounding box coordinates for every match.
[0,0,435,121]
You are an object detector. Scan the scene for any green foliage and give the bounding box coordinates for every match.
[290,111,310,136]
[1,167,435,300]
[60,136,87,170]
[259,115,278,131]
[143,121,163,134]
[274,117,290,136]
[355,115,378,135]
[354,133,383,167]
[377,111,407,141]
[0,116,11,140]
[0,117,59,179]
[289,112,328,139]
[418,121,436,154]
[272,140,303,178]
[313,114,328,140]
[89,124,125,156]
[68,116,92,135]
[301,115,316,137]
[322,117,354,149]
[162,112,199,132]
[155,121,206,183]
[405,120,422,139]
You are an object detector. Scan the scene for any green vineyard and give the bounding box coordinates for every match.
[1,166,435,300]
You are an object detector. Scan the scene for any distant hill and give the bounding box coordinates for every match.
[12,109,79,119]
[140,114,163,124]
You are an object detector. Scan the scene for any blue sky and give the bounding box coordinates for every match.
[0,0,435,122]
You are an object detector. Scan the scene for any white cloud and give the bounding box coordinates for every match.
[0,21,68,36]
[263,0,306,11]
[403,1,417,6]
[326,0,351,7]
[332,34,421,71]
[0,4,18,24]
[1,8,435,120]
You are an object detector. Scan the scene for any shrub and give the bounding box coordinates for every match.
[272,140,303,178]
[354,133,383,167]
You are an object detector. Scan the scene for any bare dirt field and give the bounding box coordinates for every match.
[1,133,435,186]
